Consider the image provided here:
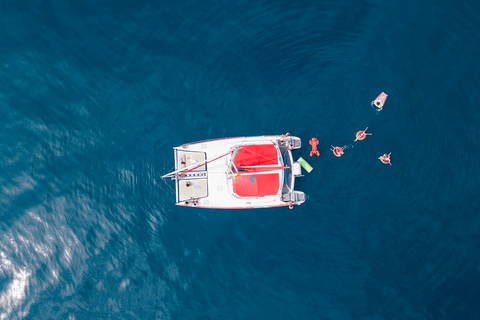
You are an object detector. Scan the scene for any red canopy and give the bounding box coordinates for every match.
[234,144,279,167]
[232,144,281,197]
[233,173,280,197]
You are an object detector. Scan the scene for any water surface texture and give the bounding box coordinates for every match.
[1,0,480,319]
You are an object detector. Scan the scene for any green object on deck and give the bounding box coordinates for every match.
[297,157,313,173]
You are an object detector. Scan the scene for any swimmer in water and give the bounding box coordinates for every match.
[378,153,391,165]
[354,127,372,142]
[372,92,388,110]
[331,145,346,157]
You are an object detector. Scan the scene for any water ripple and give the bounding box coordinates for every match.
[1,0,480,318]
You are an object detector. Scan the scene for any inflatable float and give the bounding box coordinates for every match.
[372,92,388,110]
[309,137,320,157]
[378,153,391,165]
[331,145,346,157]
[354,127,371,142]
[297,157,313,173]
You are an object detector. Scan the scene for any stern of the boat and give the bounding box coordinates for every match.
[278,135,305,206]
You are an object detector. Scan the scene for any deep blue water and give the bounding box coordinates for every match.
[1,0,480,319]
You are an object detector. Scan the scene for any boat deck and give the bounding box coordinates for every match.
[175,136,285,208]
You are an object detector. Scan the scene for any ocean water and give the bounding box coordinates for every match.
[1,0,480,319]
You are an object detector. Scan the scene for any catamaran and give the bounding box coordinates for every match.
[161,134,307,209]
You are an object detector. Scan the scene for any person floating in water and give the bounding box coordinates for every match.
[180,154,187,168]
[372,92,388,110]
[354,127,372,142]
[378,153,391,165]
[331,145,346,157]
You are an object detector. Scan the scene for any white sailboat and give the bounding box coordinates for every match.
[161,134,306,209]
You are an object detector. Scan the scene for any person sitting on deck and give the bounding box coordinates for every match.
[180,155,187,168]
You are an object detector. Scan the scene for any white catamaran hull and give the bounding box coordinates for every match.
[162,135,306,209]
